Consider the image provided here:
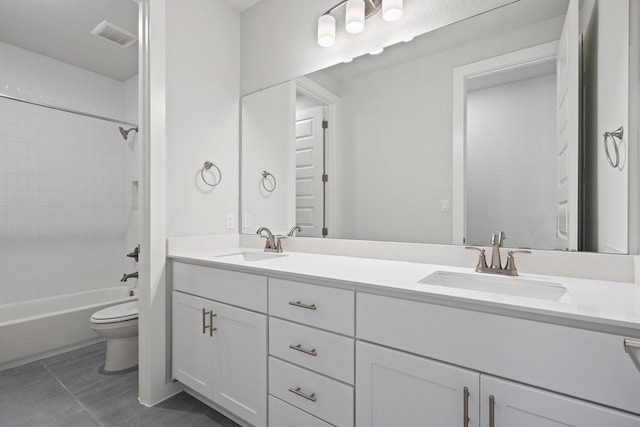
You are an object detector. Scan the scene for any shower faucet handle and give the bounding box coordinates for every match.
[127,245,140,262]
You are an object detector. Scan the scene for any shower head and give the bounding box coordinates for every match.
[119,126,138,140]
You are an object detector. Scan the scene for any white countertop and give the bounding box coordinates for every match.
[168,247,640,335]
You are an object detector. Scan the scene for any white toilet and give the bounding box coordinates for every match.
[90,300,139,373]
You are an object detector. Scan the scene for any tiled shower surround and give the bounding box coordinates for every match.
[0,41,137,304]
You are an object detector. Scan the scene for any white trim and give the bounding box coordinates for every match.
[452,41,559,245]
[136,0,182,406]
[286,81,297,231]
[295,77,341,238]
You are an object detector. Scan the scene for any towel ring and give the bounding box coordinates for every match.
[201,161,222,187]
[603,126,623,168]
[261,170,276,192]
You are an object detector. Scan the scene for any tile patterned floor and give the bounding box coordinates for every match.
[0,342,240,427]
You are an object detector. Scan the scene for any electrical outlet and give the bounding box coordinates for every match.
[243,214,252,229]
[226,213,234,229]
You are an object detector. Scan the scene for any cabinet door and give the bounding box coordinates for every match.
[172,291,214,397]
[211,301,267,427]
[482,376,640,427]
[356,341,479,427]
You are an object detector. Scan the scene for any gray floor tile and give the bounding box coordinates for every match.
[115,392,212,427]
[62,365,138,409]
[1,344,238,427]
[0,387,84,427]
[85,386,149,427]
[190,409,242,427]
[42,341,107,375]
[51,410,103,427]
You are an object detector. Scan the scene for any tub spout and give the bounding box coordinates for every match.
[121,272,138,282]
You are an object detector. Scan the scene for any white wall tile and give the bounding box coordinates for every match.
[0,41,138,305]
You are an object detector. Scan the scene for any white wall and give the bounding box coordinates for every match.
[466,74,557,249]
[334,19,562,244]
[582,0,629,253]
[0,41,131,304]
[165,0,240,238]
[241,81,293,235]
[241,0,516,95]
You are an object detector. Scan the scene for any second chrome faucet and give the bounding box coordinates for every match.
[466,231,530,276]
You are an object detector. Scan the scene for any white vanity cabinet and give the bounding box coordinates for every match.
[356,293,640,426]
[356,341,479,427]
[267,278,355,427]
[482,376,640,427]
[171,262,268,427]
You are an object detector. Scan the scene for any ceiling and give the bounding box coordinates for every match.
[225,0,263,12]
[0,0,263,82]
[0,0,139,81]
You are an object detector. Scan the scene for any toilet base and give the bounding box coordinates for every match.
[104,336,138,373]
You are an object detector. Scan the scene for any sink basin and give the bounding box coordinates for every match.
[216,251,288,262]
[419,271,571,302]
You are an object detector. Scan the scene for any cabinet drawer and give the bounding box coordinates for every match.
[270,318,354,384]
[269,278,354,335]
[269,357,353,427]
[269,396,332,427]
[357,292,640,415]
[172,261,267,312]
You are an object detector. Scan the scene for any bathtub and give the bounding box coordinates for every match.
[0,287,137,371]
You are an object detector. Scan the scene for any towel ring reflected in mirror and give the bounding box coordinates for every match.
[603,126,624,168]
[262,170,276,192]
[201,161,222,187]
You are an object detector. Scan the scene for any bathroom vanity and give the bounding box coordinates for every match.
[169,248,640,427]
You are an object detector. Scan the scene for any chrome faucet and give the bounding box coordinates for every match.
[257,227,285,253]
[121,272,138,282]
[466,231,530,276]
[490,231,506,269]
[288,225,302,237]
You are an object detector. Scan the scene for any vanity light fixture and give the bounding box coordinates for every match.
[317,0,403,47]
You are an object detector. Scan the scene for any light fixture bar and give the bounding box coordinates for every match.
[317,0,402,47]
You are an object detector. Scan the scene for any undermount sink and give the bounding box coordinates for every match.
[216,251,288,262]
[419,271,572,302]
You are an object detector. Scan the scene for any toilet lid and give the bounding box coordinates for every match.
[91,301,138,323]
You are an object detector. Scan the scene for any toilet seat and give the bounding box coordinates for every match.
[91,301,138,324]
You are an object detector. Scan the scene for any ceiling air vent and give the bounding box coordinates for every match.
[91,20,137,48]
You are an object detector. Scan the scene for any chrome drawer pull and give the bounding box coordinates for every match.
[289,344,318,357]
[209,312,217,336]
[624,339,640,350]
[202,308,210,334]
[463,387,469,427]
[489,395,495,427]
[289,387,317,402]
[288,300,317,310]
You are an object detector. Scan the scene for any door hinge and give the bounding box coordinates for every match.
[322,227,328,237]
[322,174,328,182]
[322,120,328,129]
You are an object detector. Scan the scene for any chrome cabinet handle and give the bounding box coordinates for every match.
[289,344,318,357]
[209,312,217,336]
[489,395,495,427]
[288,300,317,310]
[202,308,210,334]
[289,387,317,402]
[463,387,469,427]
[624,339,640,350]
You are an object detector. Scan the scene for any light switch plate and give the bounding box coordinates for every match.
[226,213,234,229]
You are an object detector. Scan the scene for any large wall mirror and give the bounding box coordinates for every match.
[241,0,630,254]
